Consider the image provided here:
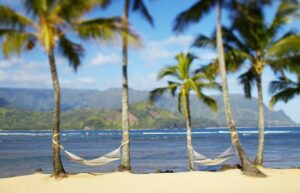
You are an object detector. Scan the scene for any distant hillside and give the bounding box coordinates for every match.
[0,87,296,128]
[0,102,195,130]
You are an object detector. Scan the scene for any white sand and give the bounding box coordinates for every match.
[0,168,300,193]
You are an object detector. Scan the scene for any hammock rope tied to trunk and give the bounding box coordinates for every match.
[52,134,129,166]
[192,145,235,166]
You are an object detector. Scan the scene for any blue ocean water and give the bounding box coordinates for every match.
[0,127,300,178]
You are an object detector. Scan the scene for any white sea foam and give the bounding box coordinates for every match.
[143,131,217,135]
[218,131,291,134]
[0,132,52,136]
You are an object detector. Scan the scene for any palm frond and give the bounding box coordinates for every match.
[225,49,251,72]
[201,93,218,112]
[58,35,84,71]
[268,1,299,37]
[269,76,298,94]
[238,68,257,98]
[0,5,33,29]
[1,31,36,57]
[267,35,300,57]
[192,34,216,48]
[269,87,300,108]
[230,1,268,51]
[173,0,216,32]
[76,17,140,44]
[222,27,249,53]
[194,61,219,79]
[157,66,180,80]
[54,0,111,22]
[76,17,122,40]
[24,0,56,17]
[197,81,222,91]
[149,87,169,105]
[192,72,208,81]
[132,0,154,27]
[177,91,183,113]
[267,54,300,73]
[168,81,180,96]
[175,52,196,79]
[187,78,202,97]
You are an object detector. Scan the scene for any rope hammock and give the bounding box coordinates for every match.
[52,134,128,166]
[192,145,235,166]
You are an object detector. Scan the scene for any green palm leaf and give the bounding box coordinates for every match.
[150,52,220,113]
[270,87,300,108]
[1,31,36,57]
[0,5,33,29]
[157,66,180,80]
[132,0,154,27]
[200,93,218,112]
[58,35,84,71]
[173,0,216,32]
[267,35,300,57]
[149,87,170,105]
[268,1,299,37]
[76,17,139,44]
[238,68,256,98]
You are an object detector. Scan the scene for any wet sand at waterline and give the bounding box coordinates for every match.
[1,168,300,193]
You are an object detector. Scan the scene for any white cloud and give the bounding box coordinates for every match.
[0,57,23,69]
[198,51,217,61]
[139,35,195,65]
[60,77,98,89]
[129,73,164,90]
[90,53,121,66]
[0,58,52,88]
[164,35,194,46]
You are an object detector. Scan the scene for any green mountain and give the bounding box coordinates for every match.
[0,87,296,130]
[0,102,189,130]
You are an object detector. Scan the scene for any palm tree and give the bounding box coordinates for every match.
[149,52,219,171]
[193,1,300,166]
[119,0,153,171]
[269,75,300,108]
[173,0,267,176]
[0,0,135,178]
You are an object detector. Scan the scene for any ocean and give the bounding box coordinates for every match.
[0,127,300,178]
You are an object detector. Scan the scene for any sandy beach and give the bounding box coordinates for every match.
[0,168,299,193]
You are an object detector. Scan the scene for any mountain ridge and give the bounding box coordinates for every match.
[0,87,296,128]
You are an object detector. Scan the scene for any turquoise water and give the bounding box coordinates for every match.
[0,127,300,178]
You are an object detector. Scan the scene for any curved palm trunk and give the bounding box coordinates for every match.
[255,74,264,166]
[182,90,195,171]
[119,0,131,171]
[48,49,66,178]
[216,0,265,177]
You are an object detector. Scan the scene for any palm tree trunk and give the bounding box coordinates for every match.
[216,0,265,177]
[255,74,264,166]
[182,90,195,171]
[119,0,131,171]
[48,48,66,178]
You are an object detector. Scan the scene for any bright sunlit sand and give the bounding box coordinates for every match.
[1,168,300,193]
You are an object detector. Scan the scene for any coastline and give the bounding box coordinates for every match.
[1,168,300,193]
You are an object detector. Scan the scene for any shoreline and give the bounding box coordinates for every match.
[1,125,300,131]
[1,168,300,193]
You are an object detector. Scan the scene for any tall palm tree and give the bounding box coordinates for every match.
[119,0,153,171]
[0,0,135,178]
[149,52,219,171]
[173,0,267,176]
[269,75,300,108]
[193,0,300,166]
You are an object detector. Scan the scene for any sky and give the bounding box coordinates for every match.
[0,0,300,123]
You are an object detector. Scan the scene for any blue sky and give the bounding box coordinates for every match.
[0,0,300,123]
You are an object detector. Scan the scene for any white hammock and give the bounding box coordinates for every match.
[53,137,128,166]
[192,146,234,166]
